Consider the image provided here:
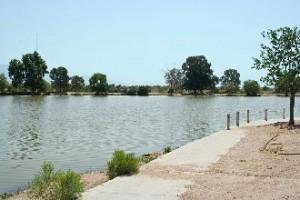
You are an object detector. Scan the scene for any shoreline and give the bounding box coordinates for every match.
[1,152,163,200]
[3,118,299,199]
[82,118,300,199]
[0,92,292,97]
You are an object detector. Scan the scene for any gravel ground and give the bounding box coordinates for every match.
[140,123,300,200]
[180,124,300,200]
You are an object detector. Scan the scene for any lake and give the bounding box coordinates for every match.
[0,95,295,192]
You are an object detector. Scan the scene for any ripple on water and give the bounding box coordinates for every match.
[0,96,293,193]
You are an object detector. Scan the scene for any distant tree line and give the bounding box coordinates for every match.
[164,55,260,96]
[0,51,289,98]
[0,51,157,96]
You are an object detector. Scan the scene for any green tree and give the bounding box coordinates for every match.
[126,86,137,95]
[137,86,150,96]
[70,75,85,92]
[22,51,48,93]
[0,73,9,93]
[0,73,8,93]
[274,77,289,96]
[253,27,300,125]
[164,68,183,95]
[243,80,260,96]
[220,69,241,94]
[8,51,48,94]
[182,56,217,94]
[89,73,108,95]
[50,67,70,95]
[8,59,24,89]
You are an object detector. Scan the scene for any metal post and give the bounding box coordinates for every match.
[236,112,239,127]
[247,109,250,123]
[227,114,230,130]
[264,109,268,121]
[283,108,285,119]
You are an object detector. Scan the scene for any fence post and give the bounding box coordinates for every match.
[227,114,230,130]
[283,108,285,119]
[247,109,250,123]
[236,112,239,127]
[264,109,268,121]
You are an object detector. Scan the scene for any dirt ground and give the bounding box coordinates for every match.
[140,123,300,200]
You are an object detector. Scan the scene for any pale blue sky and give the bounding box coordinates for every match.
[1,0,300,85]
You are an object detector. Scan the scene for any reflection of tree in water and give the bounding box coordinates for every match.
[7,97,44,160]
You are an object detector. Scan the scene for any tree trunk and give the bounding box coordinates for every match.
[169,88,173,96]
[289,92,295,126]
[59,81,62,96]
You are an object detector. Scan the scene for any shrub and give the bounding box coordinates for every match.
[29,162,55,199]
[52,171,83,200]
[107,150,139,179]
[29,162,83,200]
[163,146,172,154]
[243,80,260,96]
[137,86,150,96]
[126,86,137,95]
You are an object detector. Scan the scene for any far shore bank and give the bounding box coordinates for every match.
[0,91,293,97]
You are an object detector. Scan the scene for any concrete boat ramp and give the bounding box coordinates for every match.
[82,119,285,200]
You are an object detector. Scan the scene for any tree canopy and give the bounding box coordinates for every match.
[89,73,108,95]
[243,80,260,96]
[220,69,241,94]
[182,56,218,94]
[71,75,85,92]
[164,68,183,95]
[137,86,150,96]
[0,73,8,93]
[8,51,48,94]
[253,27,300,125]
[50,66,70,94]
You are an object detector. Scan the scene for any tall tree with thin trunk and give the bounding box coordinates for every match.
[253,27,300,126]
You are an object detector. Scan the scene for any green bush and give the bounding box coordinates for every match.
[137,86,150,96]
[29,162,83,200]
[126,86,137,95]
[107,150,139,179]
[51,171,83,200]
[243,80,260,96]
[163,146,172,154]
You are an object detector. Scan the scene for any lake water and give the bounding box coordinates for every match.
[0,95,296,192]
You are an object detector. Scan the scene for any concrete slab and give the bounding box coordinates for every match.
[82,175,190,200]
[151,128,246,170]
[82,119,296,200]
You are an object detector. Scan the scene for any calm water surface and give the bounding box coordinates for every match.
[0,96,296,192]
